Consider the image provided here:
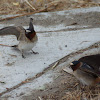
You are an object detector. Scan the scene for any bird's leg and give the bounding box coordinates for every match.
[21,50,26,58]
[22,54,26,59]
[11,45,25,58]
[31,50,39,54]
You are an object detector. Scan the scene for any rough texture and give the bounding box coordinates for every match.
[0,7,100,100]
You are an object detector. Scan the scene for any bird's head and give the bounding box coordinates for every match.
[25,18,36,40]
[70,61,81,71]
[26,18,35,34]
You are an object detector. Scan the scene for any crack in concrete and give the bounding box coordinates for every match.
[36,26,93,33]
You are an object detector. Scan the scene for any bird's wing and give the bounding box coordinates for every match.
[79,54,100,76]
[16,26,27,41]
[0,26,25,40]
[79,63,98,77]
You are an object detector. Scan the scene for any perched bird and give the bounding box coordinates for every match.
[0,18,38,58]
[70,60,100,86]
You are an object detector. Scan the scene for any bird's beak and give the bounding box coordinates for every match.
[26,30,31,32]
[70,63,74,65]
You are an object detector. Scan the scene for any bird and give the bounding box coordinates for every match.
[0,18,38,58]
[70,60,100,86]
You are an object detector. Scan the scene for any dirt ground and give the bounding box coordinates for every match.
[22,72,100,100]
[0,0,100,15]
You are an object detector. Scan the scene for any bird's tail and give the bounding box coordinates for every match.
[0,44,17,47]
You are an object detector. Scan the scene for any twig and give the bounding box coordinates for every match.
[79,41,89,45]
[73,83,79,88]
[25,0,36,11]
[47,0,62,6]
[38,96,42,100]
[0,44,12,47]
[63,68,73,75]
[51,61,59,69]
[0,0,61,22]
[0,8,46,21]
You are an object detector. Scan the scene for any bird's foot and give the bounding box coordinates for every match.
[22,54,26,59]
[31,50,39,54]
[21,53,26,58]
[11,45,18,48]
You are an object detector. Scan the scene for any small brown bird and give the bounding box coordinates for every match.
[70,60,100,86]
[0,18,38,58]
